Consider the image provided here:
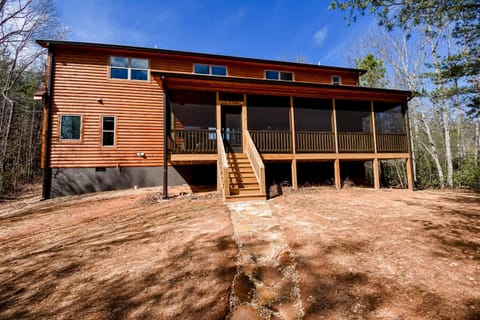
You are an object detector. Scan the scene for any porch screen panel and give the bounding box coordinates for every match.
[293,97,334,152]
[336,100,373,152]
[374,102,408,152]
[293,97,332,131]
[247,95,291,152]
[169,90,216,153]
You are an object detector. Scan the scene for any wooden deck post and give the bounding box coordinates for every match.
[406,157,414,191]
[216,92,222,195]
[290,96,298,189]
[333,99,341,190]
[371,101,380,190]
[334,159,341,190]
[373,158,380,189]
[242,93,248,154]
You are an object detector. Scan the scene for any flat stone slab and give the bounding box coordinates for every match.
[227,200,304,319]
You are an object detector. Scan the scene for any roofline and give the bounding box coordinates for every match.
[152,71,412,98]
[36,39,367,75]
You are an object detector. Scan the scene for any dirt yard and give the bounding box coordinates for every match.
[271,188,480,319]
[0,186,236,320]
[0,185,479,319]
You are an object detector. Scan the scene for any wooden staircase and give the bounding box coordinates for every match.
[226,153,266,202]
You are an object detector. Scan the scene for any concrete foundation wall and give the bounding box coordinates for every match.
[50,166,187,198]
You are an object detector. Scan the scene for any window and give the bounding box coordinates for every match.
[110,57,148,81]
[102,116,115,146]
[193,64,227,76]
[265,70,294,81]
[332,75,341,85]
[60,115,81,140]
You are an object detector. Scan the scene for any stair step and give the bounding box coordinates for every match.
[229,177,258,183]
[229,172,256,178]
[230,183,259,189]
[225,194,267,202]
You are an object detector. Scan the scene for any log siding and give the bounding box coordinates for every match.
[49,49,164,168]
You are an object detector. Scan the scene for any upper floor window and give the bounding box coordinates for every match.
[102,116,116,146]
[193,64,227,76]
[332,75,341,85]
[60,115,81,140]
[110,57,149,81]
[265,70,294,81]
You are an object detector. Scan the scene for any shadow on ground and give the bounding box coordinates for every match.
[0,193,236,320]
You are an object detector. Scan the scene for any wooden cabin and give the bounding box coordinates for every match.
[37,40,413,201]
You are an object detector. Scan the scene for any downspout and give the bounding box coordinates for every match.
[161,75,168,199]
[42,45,55,200]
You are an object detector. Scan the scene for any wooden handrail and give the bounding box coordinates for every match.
[376,133,408,152]
[217,129,229,198]
[245,130,266,195]
[338,132,374,153]
[295,131,335,153]
[249,130,292,153]
[168,129,217,154]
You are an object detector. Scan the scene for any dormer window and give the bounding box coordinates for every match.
[193,64,227,76]
[265,70,294,81]
[110,57,149,81]
[332,75,341,85]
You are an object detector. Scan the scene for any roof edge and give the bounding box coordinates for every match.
[36,39,367,75]
[152,71,412,98]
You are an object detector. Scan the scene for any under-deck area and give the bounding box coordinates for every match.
[164,86,413,199]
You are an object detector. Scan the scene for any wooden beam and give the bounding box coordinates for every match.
[290,96,298,190]
[373,158,380,189]
[243,93,248,154]
[371,101,378,154]
[334,158,341,190]
[406,157,414,191]
[216,92,221,131]
[291,159,298,190]
[332,98,339,154]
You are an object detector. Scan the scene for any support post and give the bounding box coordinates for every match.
[216,92,222,194]
[334,159,341,190]
[291,159,298,190]
[373,158,380,189]
[406,158,414,191]
[161,76,168,199]
[290,96,297,189]
[403,103,415,191]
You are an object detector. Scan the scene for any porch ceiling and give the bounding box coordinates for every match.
[152,72,411,103]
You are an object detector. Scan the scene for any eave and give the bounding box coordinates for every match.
[152,72,412,103]
[36,39,367,76]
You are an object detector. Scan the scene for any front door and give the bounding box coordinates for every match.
[221,106,242,153]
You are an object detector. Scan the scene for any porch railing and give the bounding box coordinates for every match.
[168,129,217,153]
[296,131,335,153]
[249,130,292,153]
[338,132,374,152]
[245,131,266,195]
[217,129,230,198]
[376,133,408,152]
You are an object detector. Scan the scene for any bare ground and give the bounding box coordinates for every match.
[271,187,480,320]
[0,185,236,320]
[0,185,479,319]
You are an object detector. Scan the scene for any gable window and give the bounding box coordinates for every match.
[332,75,341,85]
[265,70,294,81]
[193,64,227,76]
[60,115,81,140]
[110,57,149,81]
[102,116,116,146]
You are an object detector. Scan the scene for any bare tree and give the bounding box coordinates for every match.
[0,0,63,194]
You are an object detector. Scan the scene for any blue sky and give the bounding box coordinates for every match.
[55,0,376,68]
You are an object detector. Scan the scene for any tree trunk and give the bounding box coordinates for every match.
[475,122,479,164]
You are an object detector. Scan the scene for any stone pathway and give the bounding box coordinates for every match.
[226,201,304,320]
